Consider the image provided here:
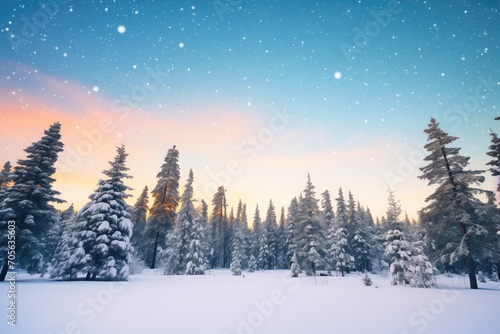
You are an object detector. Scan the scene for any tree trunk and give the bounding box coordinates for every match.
[440,145,478,289]
[459,221,478,289]
[150,231,159,269]
[0,259,8,282]
[85,272,91,281]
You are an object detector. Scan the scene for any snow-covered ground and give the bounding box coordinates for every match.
[1,270,499,334]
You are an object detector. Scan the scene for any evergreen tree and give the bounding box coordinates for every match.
[142,146,180,267]
[329,221,352,277]
[276,206,288,269]
[295,174,327,275]
[321,189,334,229]
[198,199,213,269]
[165,170,197,275]
[56,145,134,281]
[487,129,500,194]
[251,205,262,264]
[257,225,269,270]
[290,252,300,278]
[0,123,65,281]
[210,186,229,268]
[49,215,83,280]
[185,216,207,275]
[0,161,12,202]
[248,254,257,272]
[264,200,278,269]
[230,218,245,276]
[131,186,149,252]
[285,198,299,265]
[419,118,493,289]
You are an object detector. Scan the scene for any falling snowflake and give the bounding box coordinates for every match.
[117,25,126,34]
[334,71,342,80]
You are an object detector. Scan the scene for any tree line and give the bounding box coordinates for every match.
[0,118,499,289]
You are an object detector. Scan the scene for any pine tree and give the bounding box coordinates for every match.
[419,118,493,289]
[131,186,149,253]
[276,206,288,269]
[290,252,300,278]
[0,161,12,202]
[264,200,278,269]
[487,130,500,194]
[56,145,134,281]
[0,123,65,281]
[321,190,334,229]
[257,226,269,270]
[329,222,352,277]
[49,215,84,280]
[185,216,207,275]
[251,205,262,265]
[142,146,180,268]
[285,198,299,266]
[296,174,327,275]
[347,192,373,272]
[210,186,229,268]
[230,218,245,276]
[248,254,257,272]
[198,199,212,270]
[165,170,197,275]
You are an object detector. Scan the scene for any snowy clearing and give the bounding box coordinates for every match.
[1,270,499,334]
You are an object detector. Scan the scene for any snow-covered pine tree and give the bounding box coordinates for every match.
[257,225,269,270]
[487,129,500,194]
[321,190,334,229]
[251,205,262,267]
[384,189,436,288]
[142,145,180,268]
[210,186,229,268]
[131,186,149,252]
[418,118,493,289]
[165,170,197,275]
[185,216,207,275]
[285,198,299,266]
[296,174,327,275]
[290,252,300,278]
[198,199,213,270]
[230,218,245,276]
[84,145,133,280]
[264,200,278,269]
[335,188,348,225]
[49,214,85,280]
[347,193,373,272]
[0,161,12,202]
[0,123,65,281]
[329,222,352,277]
[276,206,288,269]
[248,254,257,272]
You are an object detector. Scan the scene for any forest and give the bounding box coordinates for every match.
[1,118,499,291]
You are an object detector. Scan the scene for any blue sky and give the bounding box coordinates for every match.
[1,0,499,219]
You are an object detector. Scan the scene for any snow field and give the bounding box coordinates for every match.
[0,270,499,334]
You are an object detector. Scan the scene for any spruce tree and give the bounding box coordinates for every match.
[131,186,149,253]
[210,186,229,268]
[0,123,64,281]
[321,190,334,229]
[285,197,299,266]
[142,145,180,267]
[0,161,12,203]
[185,216,207,275]
[296,174,327,275]
[276,206,288,269]
[54,145,134,281]
[264,200,278,269]
[165,170,197,275]
[419,118,492,289]
[230,218,245,276]
[251,205,262,265]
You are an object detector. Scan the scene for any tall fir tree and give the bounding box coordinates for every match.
[131,186,149,255]
[295,174,327,275]
[185,216,207,275]
[276,206,288,269]
[251,205,262,265]
[164,170,197,275]
[264,200,278,269]
[54,145,134,281]
[0,161,12,203]
[419,118,493,289]
[210,186,229,268]
[142,145,180,268]
[0,123,65,281]
[321,189,334,229]
[285,197,299,266]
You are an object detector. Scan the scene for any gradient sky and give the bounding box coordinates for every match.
[1,0,499,220]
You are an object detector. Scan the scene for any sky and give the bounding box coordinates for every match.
[0,0,499,221]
